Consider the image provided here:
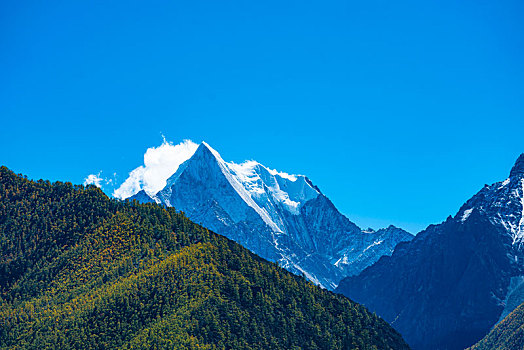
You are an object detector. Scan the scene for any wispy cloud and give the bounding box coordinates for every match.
[83,172,104,188]
[113,138,198,199]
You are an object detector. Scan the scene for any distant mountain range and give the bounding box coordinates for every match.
[128,142,413,289]
[336,154,524,350]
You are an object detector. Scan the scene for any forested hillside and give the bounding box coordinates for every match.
[0,166,409,350]
[468,300,524,350]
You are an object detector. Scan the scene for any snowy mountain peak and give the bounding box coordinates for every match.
[455,154,524,249]
[510,153,524,178]
[198,141,224,161]
[187,141,321,218]
[129,140,412,289]
[186,142,225,169]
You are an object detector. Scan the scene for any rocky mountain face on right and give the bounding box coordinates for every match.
[336,154,524,350]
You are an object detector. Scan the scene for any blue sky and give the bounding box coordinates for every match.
[1,0,523,233]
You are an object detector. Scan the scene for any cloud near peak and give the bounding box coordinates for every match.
[83,173,104,188]
[113,139,198,199]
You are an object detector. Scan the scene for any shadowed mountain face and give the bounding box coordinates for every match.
[130,142,412,289]
[0,166,410,350]
[336,154,524,350]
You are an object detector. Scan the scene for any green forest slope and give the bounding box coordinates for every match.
[468,300,524,350]
[0,166,409,350]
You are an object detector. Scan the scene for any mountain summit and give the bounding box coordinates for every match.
[129,141,413,289]
[510,153,524,178]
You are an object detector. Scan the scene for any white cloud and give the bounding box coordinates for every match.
[113,139,198,199]
[83,173,104,188]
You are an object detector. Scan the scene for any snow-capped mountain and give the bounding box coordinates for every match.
[129,141,412,289]
[336,153,524,350]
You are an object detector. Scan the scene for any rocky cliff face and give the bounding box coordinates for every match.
[336,153,524,349]
[130,142,413,289]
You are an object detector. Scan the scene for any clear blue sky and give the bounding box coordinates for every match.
[1,0,523,233]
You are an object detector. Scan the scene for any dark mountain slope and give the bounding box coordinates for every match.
[0,166,409,350]
[338,211,513,349]
[336,154,524,350]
